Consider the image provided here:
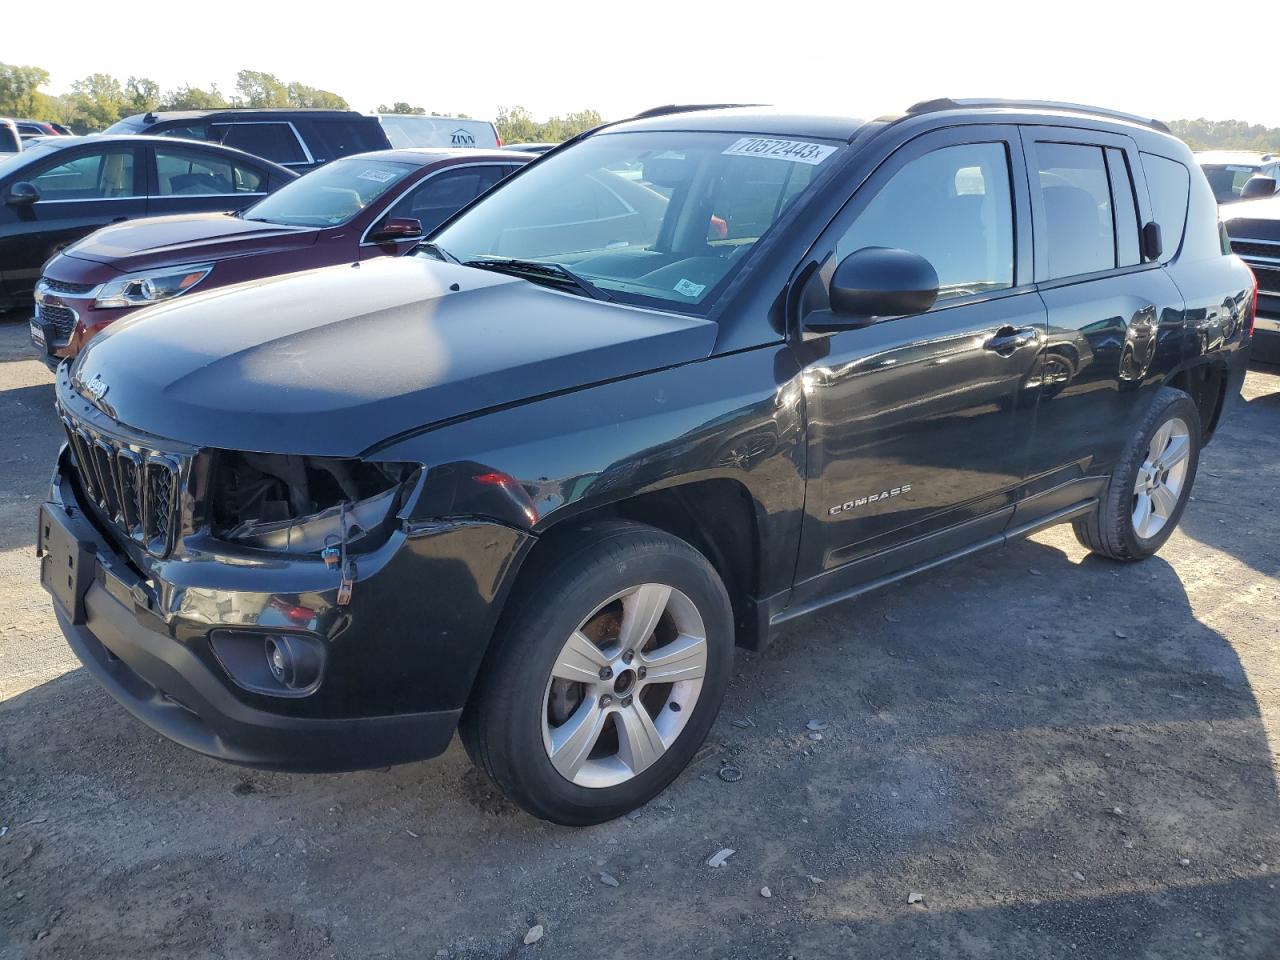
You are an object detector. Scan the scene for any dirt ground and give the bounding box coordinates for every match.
[1,316,1278,960]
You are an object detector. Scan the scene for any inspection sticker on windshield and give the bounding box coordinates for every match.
[357,169,398,183]
[722,137,836,165]
[674,278,706,298]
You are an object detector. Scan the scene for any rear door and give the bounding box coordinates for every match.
[792,125,1047,597]
[146,142,274,216]
[0,143,145,302]
[1017,128,1185,507]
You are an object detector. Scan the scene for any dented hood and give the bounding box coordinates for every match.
[69,257,718,457]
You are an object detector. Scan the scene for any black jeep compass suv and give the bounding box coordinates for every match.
[40,100,1255,825]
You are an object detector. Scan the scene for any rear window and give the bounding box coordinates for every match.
[1140,153,1189,262]
[1199,163,1260,203]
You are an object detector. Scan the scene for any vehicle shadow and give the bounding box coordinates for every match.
[1,529,1276,958]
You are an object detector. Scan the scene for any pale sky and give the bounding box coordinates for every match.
[28,1,1279,127]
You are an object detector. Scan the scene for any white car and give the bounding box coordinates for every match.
[375,114,501,150]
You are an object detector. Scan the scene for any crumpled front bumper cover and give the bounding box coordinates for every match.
[40,450,534,772]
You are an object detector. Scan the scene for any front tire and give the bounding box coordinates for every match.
[460,522,734,825]
[1072,386,1201,560]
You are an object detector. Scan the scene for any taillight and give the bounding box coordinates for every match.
[496,135,504,147]
[1249,267,1258,338]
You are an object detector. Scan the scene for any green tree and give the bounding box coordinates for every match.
[286,82,348,109]
[0,63,51,117]
[235,69,290,107]
[377,101,426,115]
[1167,118,1280,154]
[124,76,160,115]
[65,73,127,132]
[496,105,602,145]
[161,83,230,110]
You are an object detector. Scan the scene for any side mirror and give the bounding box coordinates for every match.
[368,217,423,243]
[807,247,939,331]
[6,181,39,206]
[1141,221,1163,261]
[1240,175,1277,199]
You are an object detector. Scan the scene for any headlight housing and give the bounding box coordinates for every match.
[203,452,419,555]
[94,262,214,308]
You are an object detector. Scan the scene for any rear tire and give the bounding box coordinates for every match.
[460,521,734,825]
[1072,386,1201,560]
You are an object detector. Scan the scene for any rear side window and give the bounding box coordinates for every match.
[154,145,265,195]
[1140,153,1190,262]
[307,119,388,159]
[214,123,306,165]
[1034,142,1116,279]
[836,141,1014,300]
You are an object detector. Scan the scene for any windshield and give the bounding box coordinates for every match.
[243,157,416,226]
[0,139,62,178]
[1200,163,1264,203]
[428,130,843,310]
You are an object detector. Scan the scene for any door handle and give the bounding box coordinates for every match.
[984,325,1040,354]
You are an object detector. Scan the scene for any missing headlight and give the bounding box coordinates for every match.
[207,452,417,554]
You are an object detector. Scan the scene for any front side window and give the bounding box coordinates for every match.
[430,130,844,310]
[155,145,265,196]
[214,123,306,165]
[836,141,1014,301]
[243,157,416,226]
[30,148,137,200]
[384,165,508,233]
[1036,142,1117,280]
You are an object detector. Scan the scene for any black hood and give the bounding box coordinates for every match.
[69,257,718,457]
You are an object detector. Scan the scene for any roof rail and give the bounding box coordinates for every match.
[905,98,1171,134]
[631,103,761,120]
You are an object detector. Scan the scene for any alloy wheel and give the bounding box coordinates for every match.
[541,582,707,788]
[1132,416,1191,539]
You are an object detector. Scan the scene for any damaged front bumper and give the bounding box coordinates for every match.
[39,448,534,772]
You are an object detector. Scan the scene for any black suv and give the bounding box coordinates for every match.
[104,109,391,172]
[1220,198,1280,363]
[40,100,1254,825]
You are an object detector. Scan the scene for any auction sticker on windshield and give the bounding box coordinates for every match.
[722,138,836,165]
[358,169,398,183]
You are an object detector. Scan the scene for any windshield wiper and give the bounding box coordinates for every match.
[463,258,612,301]
[418,241,459,264]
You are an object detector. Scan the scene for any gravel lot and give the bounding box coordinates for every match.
[1,317,1278,959]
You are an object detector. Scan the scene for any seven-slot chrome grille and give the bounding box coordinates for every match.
[61,416,183,557]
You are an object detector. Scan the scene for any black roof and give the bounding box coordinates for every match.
[607,99,1177,144]
[610,107,867,141]
[344,147,537,165]
[107,108,373,133]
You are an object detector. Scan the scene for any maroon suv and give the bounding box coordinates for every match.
[32,148,532,365]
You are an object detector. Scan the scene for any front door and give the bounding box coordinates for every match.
[792,126,1046,598]
[0,144,145,303]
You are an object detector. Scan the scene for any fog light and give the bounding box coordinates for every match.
[210,629,325,697]
[262,634,321,691]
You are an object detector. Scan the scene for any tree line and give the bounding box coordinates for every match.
[0,62,604,144]
[1165,118,1280,154]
